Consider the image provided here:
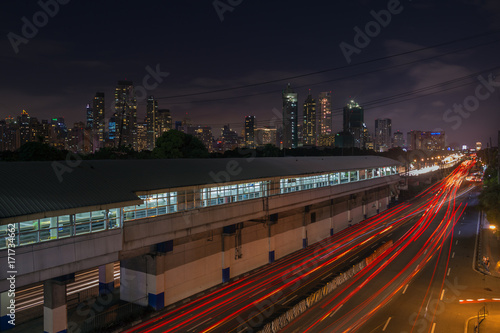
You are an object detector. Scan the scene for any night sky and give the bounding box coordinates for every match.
[1,0,500,148]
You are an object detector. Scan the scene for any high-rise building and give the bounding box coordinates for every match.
[194,126,214,152]
[67,121,92,154]
[18,110,31,145]
[343,100,364,149]
[92,92,105,149]
[375,118,392,152]
[282,84,298,149]
[393,130,404,148]
[244,116,255,148]
[85,104,93,130]
[136,121,148,151]
[157,109,172,138]
[108,116,117,143]
[318,92,332,136]
[146,96,159,150]
[407,131,446,151]
[255,127,277,146]
[220,124,240,151]
[114,80,137,148]
[303,93,316,146]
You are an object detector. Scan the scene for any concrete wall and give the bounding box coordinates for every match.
[0,229,122,292]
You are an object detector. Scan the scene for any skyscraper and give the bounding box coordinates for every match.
[85,104,93,130]
[92,92,105,149]
[374,118,392,152]
[282,84,298,149]
[407,130,445,150]
[317,92,332,136]
[393,130,404,148]
[244,115,255,148]
[114,81,137,148]
[157,109,172,137]
[343,100,364,149]
[146,96,159,150]
[303,92,316,146]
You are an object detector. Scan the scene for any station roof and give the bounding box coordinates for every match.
[0,156,400,222]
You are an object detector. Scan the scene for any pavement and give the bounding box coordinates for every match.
[466,213,500,333]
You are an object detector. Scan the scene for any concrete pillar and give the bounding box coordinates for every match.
[99,263,115,296]
[330,199,334,236]
[1,291,15,331]
[120,255,165,310]
[268,214,277,263]
[363,199,367,220]
[302,208,308,248]
[268,223,275,263]
[44,280,67,333]
[376,199,380,214]
[222,234,230,283]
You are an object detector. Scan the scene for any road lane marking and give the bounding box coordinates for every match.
[452,252,455,258]
[440,290,445,300]
[282,295,298,305]
[350,255,359,262]
[431,322,436,333]
[403,284,409,294]
[456,240,459,245]
[382,317,392,331]
[322,273,333,280]
[447,268,451,276]
[250,288,265,298]
[459,230,461,235]
[188,317,212,331]
[330,304,343,317]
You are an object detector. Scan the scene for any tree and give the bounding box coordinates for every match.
[153,130,209,158]
[16,142,68,161]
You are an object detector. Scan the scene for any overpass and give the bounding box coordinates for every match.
[0,156,401,332]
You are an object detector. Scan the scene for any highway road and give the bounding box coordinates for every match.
[280,160,488,333]
[126,163,474,333]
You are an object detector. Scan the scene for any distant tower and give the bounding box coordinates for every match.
[303,92,316,146]
[318,92,332,136]
[85,104,93,130]
[393,130,404,148]
[343,100,364,149]
[375,118,392,152]
[146,95,158,150]
[114,81,137,148]
[93,92,105,149]
[282,84,298,149]
[244,115,255,147]
[157,109,172,136]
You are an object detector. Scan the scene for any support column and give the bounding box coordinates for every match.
[330,199,334,236]
[44,280,67,333]
[120,254,165,310]
[363,198,367,220]
[99,263,115,296]
[1,291,15,331]
[302,208,309,248]
[222,233,230,283]
[268,214,277,263]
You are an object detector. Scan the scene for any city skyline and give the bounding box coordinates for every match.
[1,1,499,148]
